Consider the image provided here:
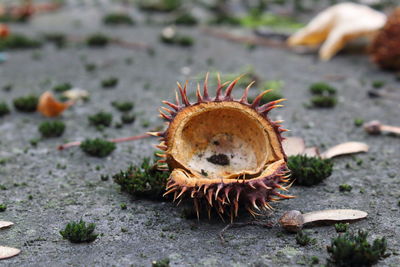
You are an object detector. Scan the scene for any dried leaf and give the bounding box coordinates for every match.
[0,24,9,38]
[288,3,386,61]
[302,209,368,224]
[282,137,305,156]
[62,88,89,101]
[321,142,369,159]
[0,221,13,230]
[0,246,20,260]
[37,91,72,117]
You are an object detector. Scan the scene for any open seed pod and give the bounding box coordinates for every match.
[149,74,293,220]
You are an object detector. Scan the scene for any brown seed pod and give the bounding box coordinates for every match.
[370,8,400,71]
[149,73,294,220]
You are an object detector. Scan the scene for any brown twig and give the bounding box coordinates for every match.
[57,134,151,150]
[219,221,274,244]
[201,27,288,49]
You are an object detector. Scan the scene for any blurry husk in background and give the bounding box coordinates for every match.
[370,7,400,71]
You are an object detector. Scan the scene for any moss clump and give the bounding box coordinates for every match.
[13,95,38,112]
[112,101,134,112]
[88,111,113,127]
[43,32,67,48]
[354,118,364,127]
[38,121,65,138]
[152,258,170,267]
[327,230,387,267]
[160,34,194,47]
[103,13,135,26]
[0,34,42,51]
[101,77,119,88]
[208,15,241,26]
[0,203,6,212]
[335,223,349,233]
[372,80,385,89]
[80,138,116,157]
[0,102,10,117]
[310,96,337,108]
[296,230,316,246]
[113,158,170,200]
[53,83,72,93]
[60,220,98,243]
[138,0,181,12]
[309,82,337,95]
[121,113,136,124]
[287,155,333,186]
[174,13,198,26]
[339,184,352,192]
[86,33,110,47]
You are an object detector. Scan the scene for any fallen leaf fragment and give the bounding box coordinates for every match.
[287,3,386,61]
[302,209,368,224]
[321,142,369,159]
[0,246,20,260]
[282,137,306,156]
[37,91,72,117]
[0,221,13,230]
[0,24,9,38]
[62,88,89,101]
[280,209,368,232]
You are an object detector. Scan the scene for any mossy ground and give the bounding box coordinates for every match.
[0,1,399,266]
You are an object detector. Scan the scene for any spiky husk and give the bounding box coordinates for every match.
[149,73,293,220]
[370,8,400,71]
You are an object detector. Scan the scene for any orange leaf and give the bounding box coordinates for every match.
[37,91,72,117]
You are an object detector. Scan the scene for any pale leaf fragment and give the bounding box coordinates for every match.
[0,246,20,260]
[303,209,368,224]
[303,147,320,157]
[62,88,89,101]
[282,137,305,156]
[321,142,369,159]
[0,221,13,230]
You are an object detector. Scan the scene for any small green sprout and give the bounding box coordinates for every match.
[309,82,337,95]
[335,223,349,233]
[0,34,42,50]
[13,95,38,112]
[88,111,113,127]
[287,155,333,186]
[85,63,97,72]
[112,101,133,112]
[310,256,319,265]
[174,13,198,26]
[86,33,110,47]
[113,157,170,200]
[101,77,119,88]
[120,203,127,210]
[372,80,385,89]
[80,138,116,157]
[339,184,352,192]
[103,13,135,26]
[0,203,6,212]
[121,113,136,124]
[0,102,10,117]
[327,230,387,267]
[152,258,170,267]
[60,219,98,243]
[310,95,337,108]
[53,83,72,93]
[354,118,364,127]
[38,121,65,138]
[296,230,316,246]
